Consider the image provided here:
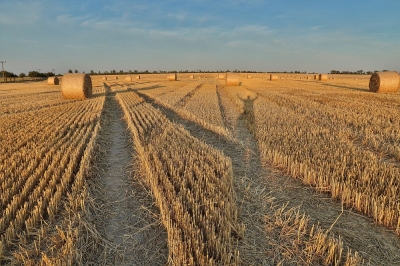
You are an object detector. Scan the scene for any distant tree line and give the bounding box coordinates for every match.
[330,70,393,75]
[75,69,288,75]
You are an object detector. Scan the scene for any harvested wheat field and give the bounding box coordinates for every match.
[1,73,400,265]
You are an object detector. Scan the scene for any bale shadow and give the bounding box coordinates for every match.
[322,83,369,92]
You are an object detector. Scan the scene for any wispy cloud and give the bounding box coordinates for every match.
[56,14,89,24]
[167,12,187,22]
[0,2,41,25]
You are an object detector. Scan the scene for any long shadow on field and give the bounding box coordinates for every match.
[240,89,400,265]
[137,89,400,265]
[135,91,234,149]
[137,90,274,265]
[321,83,369,92]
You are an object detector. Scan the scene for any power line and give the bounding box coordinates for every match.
[1,61,6,82]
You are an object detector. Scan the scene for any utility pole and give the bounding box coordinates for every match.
[1,61,6,82]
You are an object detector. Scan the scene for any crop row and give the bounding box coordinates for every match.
[0,92,105,261]
[246,89,400,235]
[116,90,242,265]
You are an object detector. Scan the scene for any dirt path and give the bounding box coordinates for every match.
[137,88,400,265]
[85,89,168,265]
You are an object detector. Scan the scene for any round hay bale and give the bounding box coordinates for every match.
[115,76,118,80]
[226,73,240,86]
[369,71,399,93]
[125,75,132,81]
[167,73,177,81]
[218,73,226,80]
[136,75,141,80]
[48,76,59,85]
[247,75,252,79]
[270,74,278,81]
[306,76,310,80]
[190,75,194,79]
[61,73,92,100]
[314,75,318,80]
[319,74,328,81]
[102,76,108,81]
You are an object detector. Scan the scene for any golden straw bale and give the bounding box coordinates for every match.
[270,74,278,81]
[226,72,240,86]
[167,73,177,81]
[115,76,118,80]
[247,75,252,79]
[319,74,328,81]
[369,71,399,93]
[47,76,59,85]
[190,75,194,79]
[136,75,141,80]
[125,75,133,81]
[314,75,318,80]
[61,73,92,100]
[218,73,226,80]
[102,76,108,81]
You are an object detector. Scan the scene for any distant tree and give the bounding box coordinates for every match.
[74,70,78,73]
[90,70,94,74]
[19,73,26,79]
[68,70,73,73]
[119,70,124,73]
[28,71,39,78]
[357,70,364,74]
[134,70,138,73]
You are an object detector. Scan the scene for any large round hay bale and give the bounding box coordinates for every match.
[115,76,118,80]
[190,75,194,79]
[314,75,318,80]
[125,75,132,81]
[167,73,177,81]
[369,71,399,93]
[226,73,240,86]
[218,73,226,80]
[102,76,108,81]
[61,73,92,99]
[136,75,141,80]
[48,76,59,85]
[319,74,328,81]
[270,74,278,81]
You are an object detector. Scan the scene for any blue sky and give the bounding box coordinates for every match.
[1,0,400,75]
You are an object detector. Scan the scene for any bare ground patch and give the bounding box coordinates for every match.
[81,90,168,265]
